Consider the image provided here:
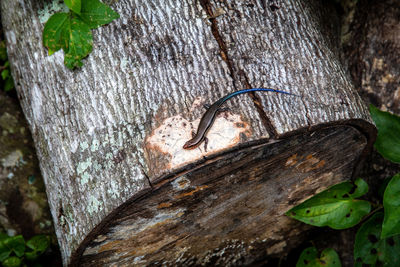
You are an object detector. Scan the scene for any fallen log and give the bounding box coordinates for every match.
[0,0,375,265]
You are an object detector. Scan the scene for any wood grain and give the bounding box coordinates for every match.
[77,126,367,266]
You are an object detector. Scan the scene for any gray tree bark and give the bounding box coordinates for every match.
[343,0,400,114]
[1,0,375,265]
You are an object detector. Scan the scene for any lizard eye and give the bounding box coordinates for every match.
[183,141,191,149]
[183,140,196,149]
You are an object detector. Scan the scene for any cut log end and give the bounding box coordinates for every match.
[72,123,372,266]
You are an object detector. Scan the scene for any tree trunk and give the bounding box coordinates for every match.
[1,0,375,265]
[343,0,400,114]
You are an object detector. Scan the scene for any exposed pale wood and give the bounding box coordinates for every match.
[0,0,375,265]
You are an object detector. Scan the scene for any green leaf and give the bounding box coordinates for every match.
[378,177,392,198]
[3,235,25,257]
[370,105,400,163]
[4,76,14,92]
[0,238,11,262]
[296,247,341,267]
[1,69,9,80]
[25,250,39,261]
[42,0,118,69]
[26,235,50,254]
[44,12,93,69]
[48,48,55,56]
[2,256,21,267]
[79,0,120,29]
[43,13,70,52]
[63,16,93,69]
[382,173,400,238]
[0,232,8,241]
[354,212,400,267]
[286,178,371,229]
[350,177,369,198]
[64,0,81,14]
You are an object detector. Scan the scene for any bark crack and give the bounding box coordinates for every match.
[199,0,238,89]
[240,71,279,138]
[138,162,153,189]
[199,0,278,138]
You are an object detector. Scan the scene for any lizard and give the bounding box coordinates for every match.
[183,88,299,149]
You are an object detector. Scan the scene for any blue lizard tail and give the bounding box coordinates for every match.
[221,88,299,102]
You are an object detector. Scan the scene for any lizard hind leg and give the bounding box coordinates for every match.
[204,136,208,152]
[203,104,230,113]
[218,107,230,112]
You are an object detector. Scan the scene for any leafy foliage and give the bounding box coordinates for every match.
[296,247,341,267]
[62,16,93,69]
[286,178,370,229]
[382,173,400,238]
[369,105,400,163]
[292,106,400,266]
[0,233,11,262]
[3,235,25,257]
[2,256,21,267]
[79,0,120,29]
[0,233,50,266]
[43,13,70,53]
[42,0,119,69]
[370,107,400,239]
[25,235,51,261]
[354,212,400,267]
[0,41,14,91]
[64,0,81,14]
